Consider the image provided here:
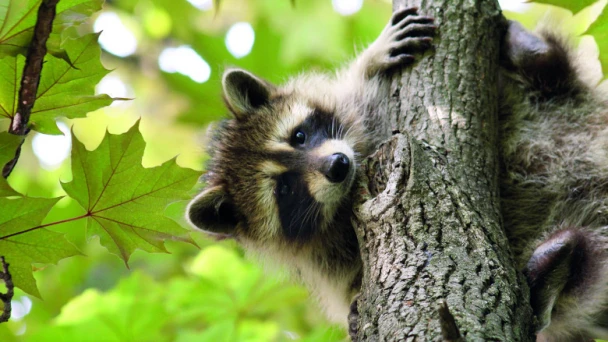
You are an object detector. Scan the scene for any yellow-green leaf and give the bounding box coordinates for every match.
[0,0,104,61]
[0,33,116,134]
[61,121,199,263]
[0,196,79,297]
[529,0,596,14]
[586,6,608,77]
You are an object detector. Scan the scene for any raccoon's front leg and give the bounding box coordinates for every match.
[500,20,579,97]
[524,228,608,340]
[354,7,436,79]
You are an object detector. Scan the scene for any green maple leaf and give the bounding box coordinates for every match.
[0,131,21,196]
[0,0,104,62]
[530,0,596,14]
[0,33,118,134]
[61,122,199,264]
[0,196,80,297]
[586,6,608,77]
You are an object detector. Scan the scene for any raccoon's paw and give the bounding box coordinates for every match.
[524,228,608,338]
[501,20,575,97]
[365,7,436,77]
[348,294,360,341]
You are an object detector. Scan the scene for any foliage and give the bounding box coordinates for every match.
[62,122,197,262]
[1,121,199,297]
[0,0,104,62]
[0,32,119,134]
[587,4,608,76]
[0,0,387,339]
[17,246,345,342]
[529,0,597,13]
[0,196,78,297]
[0,0,606,340]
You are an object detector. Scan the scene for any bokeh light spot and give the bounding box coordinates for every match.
[94,12,137,57]
[187,0,213,10]
[143,7,172,38]
[159,46,211,83]
[225,22,255,59]
[332,0,363,16]
[498,0,530,12]
[96,75,134,108]
[32,122,72,170]
[11,296,33,321]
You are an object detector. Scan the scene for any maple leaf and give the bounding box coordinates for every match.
[0,0,104,62]
[0,196,80,297]
[0,123,199,296]
[0,33,120,134]
[61,121,199,264]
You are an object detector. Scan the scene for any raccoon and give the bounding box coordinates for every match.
[186,8,436,326]
[499,20,608,341]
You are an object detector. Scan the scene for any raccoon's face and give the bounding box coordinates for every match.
[186,69,364,244]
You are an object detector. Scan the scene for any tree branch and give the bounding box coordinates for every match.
[351,0,534,339]
[0,257,14,323]
[2,0,60,178]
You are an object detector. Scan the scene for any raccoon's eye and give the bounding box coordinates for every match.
[293,130,306,145]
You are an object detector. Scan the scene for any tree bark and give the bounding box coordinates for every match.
[352,0,535,340]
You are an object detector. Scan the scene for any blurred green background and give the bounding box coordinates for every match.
[1,0,606,341]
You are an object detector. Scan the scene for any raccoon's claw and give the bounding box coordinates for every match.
[389,36,434,58]
[348,294,360,341]
[387,12,436,57]
[383,54,416,70]
[391,7,420,25]
[365,7,435,76]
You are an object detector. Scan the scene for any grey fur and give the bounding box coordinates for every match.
[500,20,608,341]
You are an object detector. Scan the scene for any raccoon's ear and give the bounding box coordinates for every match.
[186,185,240,236]
[222,68,276,119]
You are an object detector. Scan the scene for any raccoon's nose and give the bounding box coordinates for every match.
[324,153,350,183]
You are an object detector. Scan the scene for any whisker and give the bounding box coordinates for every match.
[290,199,320,239]
[342,124,354,141]
[332,116,337,140]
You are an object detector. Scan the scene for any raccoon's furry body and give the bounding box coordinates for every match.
[499,21,608,340]
[187,8,436,325]
[187,8,608,338]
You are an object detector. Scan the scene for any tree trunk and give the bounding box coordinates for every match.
[351,0,535,340]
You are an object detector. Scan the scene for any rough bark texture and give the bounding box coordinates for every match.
[351,0,534,340]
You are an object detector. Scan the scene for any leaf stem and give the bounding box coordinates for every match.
[0,213,89,240]
[2,0,61,178]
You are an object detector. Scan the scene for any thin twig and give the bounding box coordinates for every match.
[2,0,60,178]
[0,257,14,323]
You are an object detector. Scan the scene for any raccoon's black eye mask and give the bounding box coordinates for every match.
[289,109,342,149]
[274,172,320,241]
